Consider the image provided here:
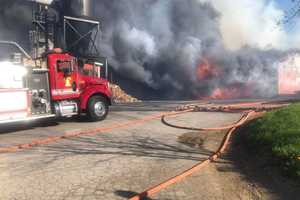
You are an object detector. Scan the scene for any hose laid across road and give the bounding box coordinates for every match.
[129,102,278,200]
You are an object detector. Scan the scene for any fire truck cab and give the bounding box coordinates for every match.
[48,52,112,121]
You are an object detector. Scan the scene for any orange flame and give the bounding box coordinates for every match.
[203,83,254,100]
[196,58,255,100]
[196,58,220,80]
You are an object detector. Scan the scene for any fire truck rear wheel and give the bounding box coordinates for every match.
[87,95,109,121]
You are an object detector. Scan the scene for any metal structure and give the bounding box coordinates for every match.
[30,3,56,59]
[28,0,108,79]
[29,0,99,57]
[63,15,100,57]
[0,41,32,59]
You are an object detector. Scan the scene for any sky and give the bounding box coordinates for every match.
[276,0,294,10]
[196,0,300,50]
[275,0,300,36]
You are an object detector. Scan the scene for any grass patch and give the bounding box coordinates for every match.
[244,103,300,180]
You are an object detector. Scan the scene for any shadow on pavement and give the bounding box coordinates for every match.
[42,135,212,162]
[0,119,59,135]
[115,190,154,200]
[5,133,214,177]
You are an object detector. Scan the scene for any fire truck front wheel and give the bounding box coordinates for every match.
[87,95,109,121]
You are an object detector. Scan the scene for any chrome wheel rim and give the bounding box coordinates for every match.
[94,101,106,117]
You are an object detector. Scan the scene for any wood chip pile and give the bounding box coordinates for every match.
[110,84,141,103]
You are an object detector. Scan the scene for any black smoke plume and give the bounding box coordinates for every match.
[92,0,288,99]
[0,0,293,99]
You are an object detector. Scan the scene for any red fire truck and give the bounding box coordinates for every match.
[0,1,114,124]
[0,44,112,124]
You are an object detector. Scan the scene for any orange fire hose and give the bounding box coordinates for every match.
[129,107,264,200]
[162,111,251,131]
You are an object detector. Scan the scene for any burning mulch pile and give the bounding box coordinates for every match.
[110,84,141,103]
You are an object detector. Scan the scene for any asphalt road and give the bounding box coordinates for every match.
[0,101,296,200]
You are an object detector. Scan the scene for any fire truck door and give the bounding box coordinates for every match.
[54,59,80,98]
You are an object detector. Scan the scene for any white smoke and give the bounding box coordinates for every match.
[199,0,290,50]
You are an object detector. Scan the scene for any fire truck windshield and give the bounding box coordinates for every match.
[57,60,73,76]
[79,61,102,78]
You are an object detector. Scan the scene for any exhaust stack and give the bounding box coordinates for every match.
[64,0,94,18]
[76,0,93,17]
